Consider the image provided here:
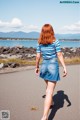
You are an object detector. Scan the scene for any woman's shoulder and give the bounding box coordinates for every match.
[54,39,59,43]
[37,43,42,47]
[52,39,59,45]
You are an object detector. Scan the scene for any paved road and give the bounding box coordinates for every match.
[0,65,80,120]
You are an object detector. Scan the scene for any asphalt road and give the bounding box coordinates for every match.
[0,65,80,120]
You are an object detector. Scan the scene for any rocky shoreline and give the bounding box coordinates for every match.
[0,46,80,69]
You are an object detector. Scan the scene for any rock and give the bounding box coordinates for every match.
[0,63,4,68]
[70,48,76,52]
[3,63,9,68]
[0,47,80,60]
[10,63,16,68]
[0,54,11,58]
[9,62,20,68]
[15,45,23,48]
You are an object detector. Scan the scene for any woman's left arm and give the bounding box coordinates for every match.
[57,52,67,77]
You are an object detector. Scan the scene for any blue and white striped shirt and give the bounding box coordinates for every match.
[36,39,61,59]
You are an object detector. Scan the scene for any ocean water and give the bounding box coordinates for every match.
[0,39,80,48]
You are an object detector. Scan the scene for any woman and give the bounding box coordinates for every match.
[35,24,67,120]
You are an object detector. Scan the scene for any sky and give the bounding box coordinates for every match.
[0,0,80,33]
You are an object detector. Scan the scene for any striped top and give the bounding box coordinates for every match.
[36,39,61,59]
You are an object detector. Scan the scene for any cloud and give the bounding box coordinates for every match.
[10,18,23,28]
[0,18,40,32]
[0,18,23,29]
[0,21,9,28]
[61,21,80,33]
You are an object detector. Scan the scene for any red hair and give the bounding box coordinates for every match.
[38,24,56,44]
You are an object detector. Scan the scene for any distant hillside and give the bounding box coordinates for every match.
[0,31,80,39]
[55,34,80,39]
[0,31,39,39]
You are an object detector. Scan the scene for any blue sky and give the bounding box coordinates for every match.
[0,0,80,33]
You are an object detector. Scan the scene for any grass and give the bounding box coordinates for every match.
[64,57,80,65]
[0,57,80,66]
[0,58,36,66]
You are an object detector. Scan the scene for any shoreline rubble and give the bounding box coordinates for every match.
[0,46,80,69]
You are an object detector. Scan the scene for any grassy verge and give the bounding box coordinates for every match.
[0,58,36,66]
[64,57,80,65]
[0,57,80,66]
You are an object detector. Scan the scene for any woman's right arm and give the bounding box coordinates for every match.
[35,53,41,74]
[57,51,67,77]
[36,53,41,69]
[35,43,41,74]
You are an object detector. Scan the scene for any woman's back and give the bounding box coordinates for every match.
[37,39,61,59]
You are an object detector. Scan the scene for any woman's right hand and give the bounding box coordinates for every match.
[35,68,40,75]
[63,67,67,77]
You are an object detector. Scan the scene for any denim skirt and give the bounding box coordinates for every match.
[39,58,60,82]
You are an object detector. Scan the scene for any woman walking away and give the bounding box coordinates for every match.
[35,24,67,120]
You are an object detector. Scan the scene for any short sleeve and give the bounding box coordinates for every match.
[36,44,41,53]
[55,39,61,52]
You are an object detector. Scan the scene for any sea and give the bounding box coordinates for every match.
[0,39,80,48]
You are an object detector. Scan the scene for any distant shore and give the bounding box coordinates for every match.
[0,37,80,41]
[0,37,38,40]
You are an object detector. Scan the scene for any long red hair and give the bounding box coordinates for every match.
[38,24,56,44]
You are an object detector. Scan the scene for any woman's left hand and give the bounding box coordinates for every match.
[63,67,67,77]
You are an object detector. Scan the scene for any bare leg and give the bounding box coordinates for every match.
[44,80,53,106]
[41,81,56,120]
[45,80,48,89]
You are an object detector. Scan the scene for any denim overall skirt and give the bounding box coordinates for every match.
[40,57,60,82]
